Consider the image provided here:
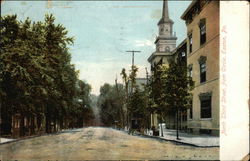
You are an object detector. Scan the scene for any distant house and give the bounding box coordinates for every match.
[128,78,147,93]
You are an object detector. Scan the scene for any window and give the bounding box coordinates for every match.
[200,62,206,83]
[188,64,193,78]
[160,27,164,34]
[190,100,193,119]
[181,51,185,57]
[159,58,163,65]
[166,46,170,52]
[200,95,212,119]
[199,56,207,83]
[199,19,206,45]
[188,33,193,53]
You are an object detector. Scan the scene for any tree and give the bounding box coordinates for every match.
[0,14,91,136]
[120,65,138,129]
[128,65,138,93]
[115,77,125,128]
[164,62,194,139]
[42,14,76,132]
[97,83,125,127]
[128,86,149,132]
[120,68,129,128]
[0,15,53,135]
[74,80,94,127]
[148,64,168,136]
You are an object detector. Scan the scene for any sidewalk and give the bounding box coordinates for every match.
[0,137,16,144]
[150,128,219,147]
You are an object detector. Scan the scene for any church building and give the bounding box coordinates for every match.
[147,0,186,130]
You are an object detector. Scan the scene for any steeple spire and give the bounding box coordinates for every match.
[162,0,169,19]
[158,0,173,25]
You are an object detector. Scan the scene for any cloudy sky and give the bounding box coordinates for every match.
[2,0,191,95]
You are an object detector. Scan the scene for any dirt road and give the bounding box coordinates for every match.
[0,127,219,160]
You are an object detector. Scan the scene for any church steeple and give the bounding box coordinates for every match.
[148,0,177,68]
[154,0,177,53]
[162,0,169,18]
[158,0,173,25]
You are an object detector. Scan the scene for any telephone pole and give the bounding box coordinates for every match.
[125,50,141,93]
[145,67,149,85]
[125,50,141,131]
[126,50,141,67]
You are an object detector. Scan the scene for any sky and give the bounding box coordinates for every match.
[2,0,191,95]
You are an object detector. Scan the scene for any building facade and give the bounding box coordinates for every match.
[181,0,220,135]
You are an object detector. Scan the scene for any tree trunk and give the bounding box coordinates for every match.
[176,109,180,140]
[152,113,154,127]
[30,116,35,135]
[180,111,182,131]
[59,118,63,130]
[160,114,164,137]
[27,115,30,136]
[20,114,24,137]
[53,119,56,132]
[173,112,176,129]
[46,114,51,133]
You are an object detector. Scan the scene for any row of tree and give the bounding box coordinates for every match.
[149,63,194,138]
[97,61,194,138]
[0,14,94,137]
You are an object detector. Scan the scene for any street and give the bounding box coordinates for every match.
[0,127,219,160]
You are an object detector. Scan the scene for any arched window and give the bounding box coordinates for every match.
[165,46,170,52]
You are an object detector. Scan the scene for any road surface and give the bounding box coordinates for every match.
[0,127,219,160]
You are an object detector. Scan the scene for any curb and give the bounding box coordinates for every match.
[0,128,88,145]
[136,133,219,148]
[0,134,48,145]
[0,130,69,145]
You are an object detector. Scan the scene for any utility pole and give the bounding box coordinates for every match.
[126,50,141,93]
[125,50,141,132]
[145,67,149,85]
[126,50,141,67]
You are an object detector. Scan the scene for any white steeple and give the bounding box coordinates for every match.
[155,0,177,52]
